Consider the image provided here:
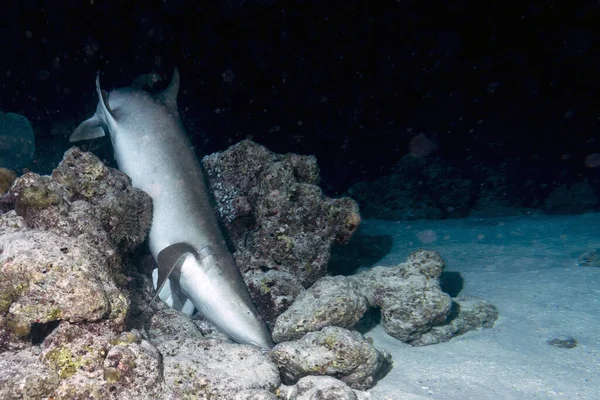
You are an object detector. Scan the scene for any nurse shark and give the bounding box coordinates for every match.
[70,69,273,351]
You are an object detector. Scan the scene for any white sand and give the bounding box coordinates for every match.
[361,213,600,399]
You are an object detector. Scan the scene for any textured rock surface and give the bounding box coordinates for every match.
[51,147,153,252]
[543,179,599,215]
[0,348,59,399]
[0,230,129,337]
[270,249,497,348]
[234,389,279,400]
[244,270,305,329]
[8,147,152,253]
[0,167,16,195]
[38,323,165,399]
[578,248,600,267]
[272,276,367,342]
[351,249,453,342]
[157,337,280,399]
[270,326,391,390]
[278,376,372,400]
[409,295,499,346]
[347,155,474,220]
[0,148,166,399]
[0,148,152,353]
[143,304,205,344]
[202,140,360,297]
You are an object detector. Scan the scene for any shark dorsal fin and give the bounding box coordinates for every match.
[156,67,180,111]
[142,242,198,313]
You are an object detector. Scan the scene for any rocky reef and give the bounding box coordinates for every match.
[271,248,498,347]
[203,139,361,327]
[348,154,600,220]
[0,141,498,399]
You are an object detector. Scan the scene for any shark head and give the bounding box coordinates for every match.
[180,248,274,351]
[194,282,275,352]
[152,243,274,351]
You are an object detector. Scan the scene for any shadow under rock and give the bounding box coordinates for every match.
[328,228,393,276]
[439,271,464,298]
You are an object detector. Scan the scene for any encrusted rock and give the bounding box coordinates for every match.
[0,147,160,398]
[347,154,474,220]
[578,248,600,267]
[101,338,164,397]
[244,270,305,329]
[5,148,152,254]
[143,304,204,345]
[0,167,16,195]
[351,249,452,342]
[409,295,499,346]
[52,147,153,252]
[203,140,360,293]
[0,148,153,351]
[0,348,59,399]
[0,230,130,337]
[10,173,70,229]
[41,322,115,381]
[234,388,279,400]
[272,276,367,342]
[270,326,391,390]
[158,337,280,399]
[39,324,164,399]
[278,376,372,400]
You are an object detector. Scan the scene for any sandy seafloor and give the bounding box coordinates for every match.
[358,212,600,399]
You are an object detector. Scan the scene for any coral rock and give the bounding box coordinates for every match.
[270,326,391,390]
[272,276,367,342]
[350,249,452,342]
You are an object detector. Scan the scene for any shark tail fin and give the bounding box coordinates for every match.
[141,242,198,313]
[157,67,180,111]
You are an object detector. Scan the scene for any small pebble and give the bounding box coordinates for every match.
[547,337,578,349]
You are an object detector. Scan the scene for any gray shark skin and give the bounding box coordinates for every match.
[70,69,273,351]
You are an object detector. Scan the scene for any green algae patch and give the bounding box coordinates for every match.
[43,346,90,379]
[103,366,122,383]
[0,282,28,314]
[14,185,61,215]
[109,331,137,346]
[6,313,31,337]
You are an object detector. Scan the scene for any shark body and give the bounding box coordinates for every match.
[70,69,273,350]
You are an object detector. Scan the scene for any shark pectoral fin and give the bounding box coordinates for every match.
[142,242,199,312]
[156,67,180,111]
[70,72,117,143]
[69,115,106,142]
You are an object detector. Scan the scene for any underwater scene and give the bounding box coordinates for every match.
[0,1,599,399]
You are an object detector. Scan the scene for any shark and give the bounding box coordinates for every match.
[70,68,274,351]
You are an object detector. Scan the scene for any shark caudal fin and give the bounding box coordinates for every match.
[156,67,180,111]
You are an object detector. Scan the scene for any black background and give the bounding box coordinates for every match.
[1,0,599,196]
